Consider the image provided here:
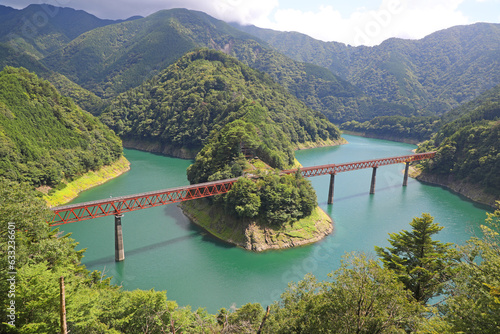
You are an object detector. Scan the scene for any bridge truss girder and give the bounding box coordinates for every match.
[49,152,435,226]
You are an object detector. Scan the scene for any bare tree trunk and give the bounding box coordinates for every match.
[257,306,270,334]
[60,276,67,334]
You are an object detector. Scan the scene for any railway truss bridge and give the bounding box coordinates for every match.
[49,151,436,261]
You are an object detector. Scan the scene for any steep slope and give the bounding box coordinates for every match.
[236,22,500,114]
[417,84,500,206]
[41,8,231,97]
[100,49,342,164]
[0,4,136,58]
[0,43,105,115]
[0,67,123,189]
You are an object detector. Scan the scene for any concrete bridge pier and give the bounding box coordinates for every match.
[115,214,125,262]
[327,173,336,204]
[403,162,410,186]
[370,167,378,194]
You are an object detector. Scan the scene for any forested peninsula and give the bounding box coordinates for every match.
[100,49,345,160]
[101,49,345,249]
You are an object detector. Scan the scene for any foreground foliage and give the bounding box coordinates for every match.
[438,205,500,333]
[264,254,425,333]
[1,180,499,333]
[375,213,459,304]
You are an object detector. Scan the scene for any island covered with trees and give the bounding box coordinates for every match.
[99,49,345,250]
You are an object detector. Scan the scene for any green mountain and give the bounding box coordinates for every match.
[0,67,122,189]
[235,22,500,115]
[0,4,137,59]
[2,7,500,124]
[41,8,243,98]
[37,8,409,122]
[100,49,341,167]
[417,83,500,202]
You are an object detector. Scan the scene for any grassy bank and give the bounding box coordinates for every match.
[180,199,333,251]
[43,156,130,207]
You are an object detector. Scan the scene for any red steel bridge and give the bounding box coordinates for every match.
[49,151,435,261]
[50,151,436,226]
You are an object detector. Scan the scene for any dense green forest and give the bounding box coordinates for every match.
[185,118,318,226]
[0,67,122,189]
[0,43,106,115]
[3,6,499,124]
[2,177,499,333]
[236,22,500,115]
[1,4,499,332]
[3,6,411,122]
[415,84,500,198]
[340,83,500,147]
[100,49,340,159]
[0,4,135,59]
[239,42,419,123]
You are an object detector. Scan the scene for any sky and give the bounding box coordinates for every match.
[2,0,500,46]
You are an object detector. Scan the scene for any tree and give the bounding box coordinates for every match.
[218,303,265,333]
[264,253,425,333]
[438,204,500,333]
[375,213,459,304]
[225,178,261,218]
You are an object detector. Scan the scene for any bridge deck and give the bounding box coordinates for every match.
[49,152,435,225]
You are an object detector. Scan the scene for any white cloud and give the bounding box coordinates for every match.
[1,0,479,46]
[0,0,279,21]
[209,0,279,24]
[260,0,471,46]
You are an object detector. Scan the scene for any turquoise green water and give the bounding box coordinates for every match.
[58,135,490,313]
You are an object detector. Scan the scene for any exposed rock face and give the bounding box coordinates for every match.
[179,199,334,252]
[123,137,348,160]
[244,219,333,252]
[122,138,199,159]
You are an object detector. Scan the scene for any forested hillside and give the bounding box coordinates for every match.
[0,43,105,115]
[0,67,122,189]
[4,7,497,123]
[236,22,500,114]
[0,5,499,333]
[100,49,341,162]
[417,84,500,204]
[0,4,136,59]
[34,8,409,122]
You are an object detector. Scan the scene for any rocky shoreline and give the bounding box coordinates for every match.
[180,199,333,252]
[122,138,199,159]
[123,136,348,160]
[340,130,421,145]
